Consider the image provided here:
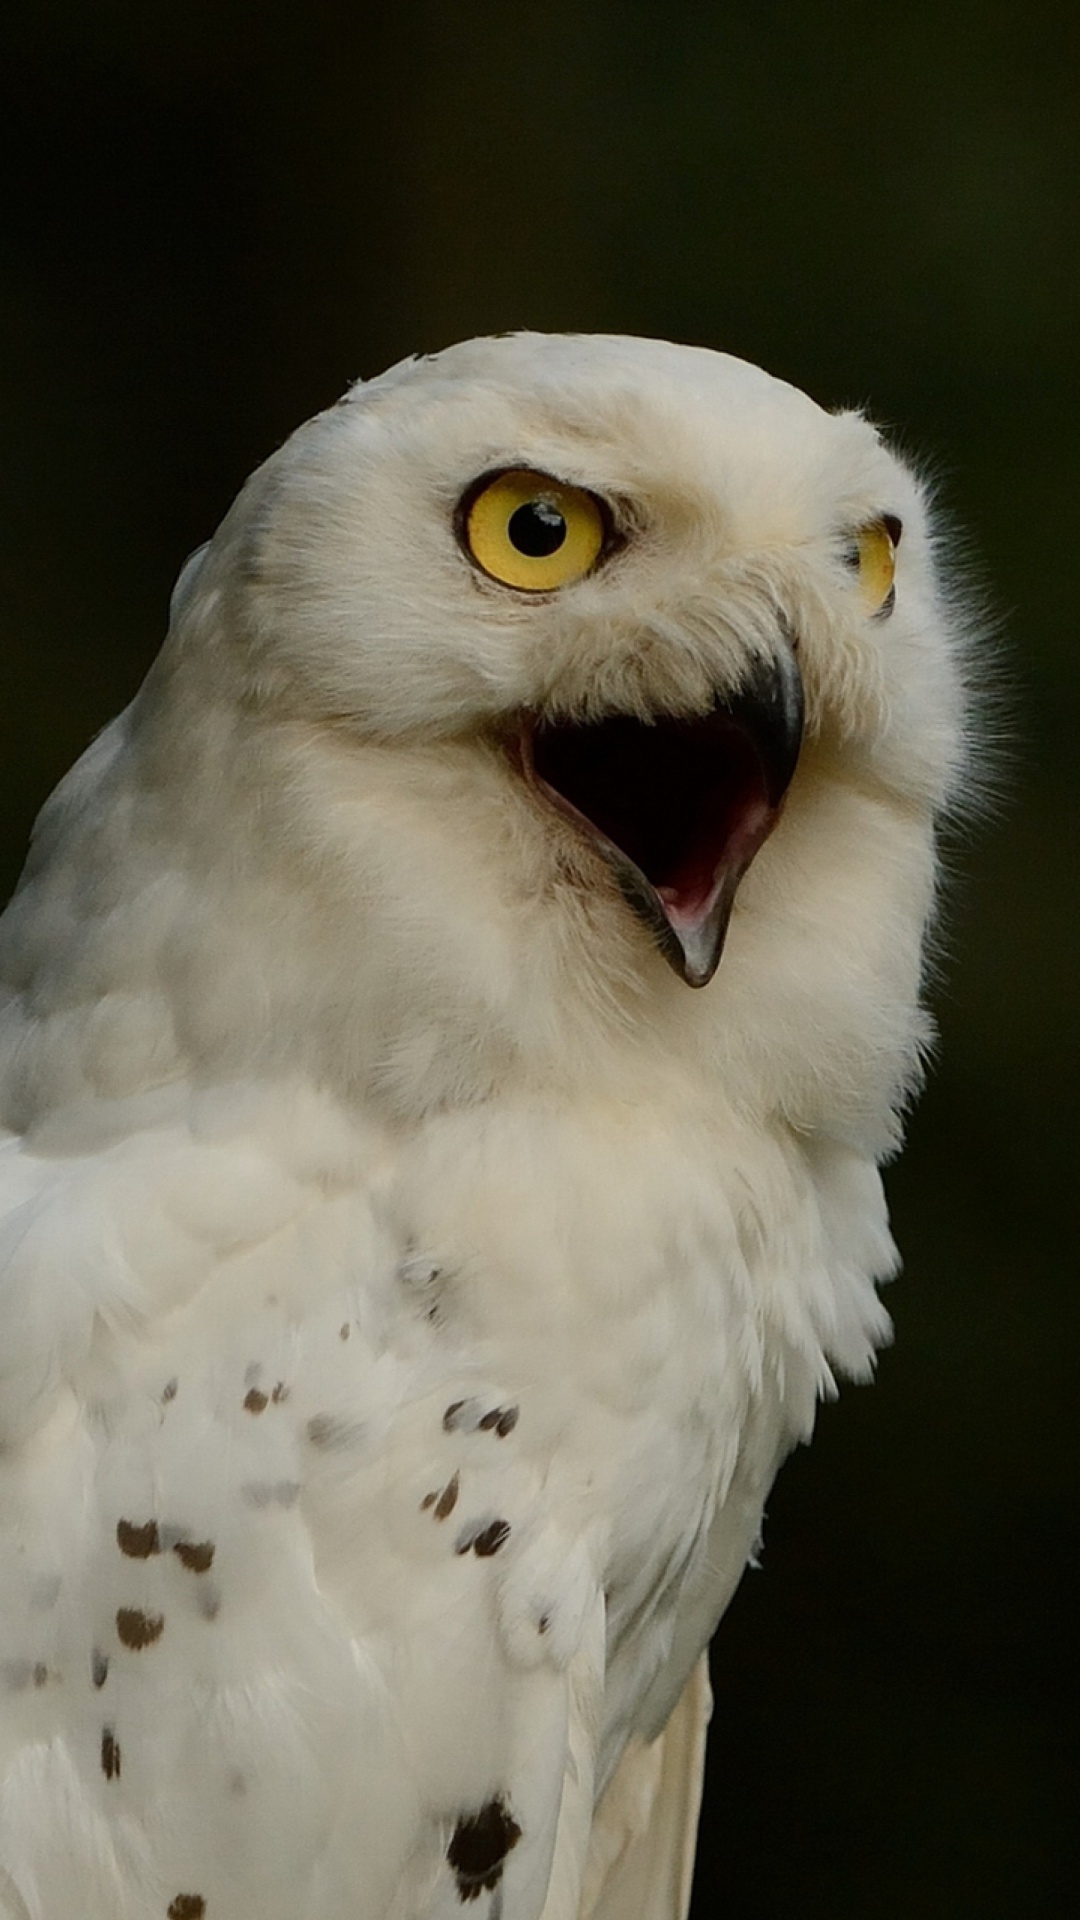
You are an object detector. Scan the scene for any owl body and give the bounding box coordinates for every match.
[0,335,964,1919]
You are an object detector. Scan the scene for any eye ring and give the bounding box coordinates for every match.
[456,468,612,593]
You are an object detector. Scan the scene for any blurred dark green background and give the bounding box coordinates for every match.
[1,3,1074,1913]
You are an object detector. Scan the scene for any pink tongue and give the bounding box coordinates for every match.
[656,879,716,924]
[654,790,773,929]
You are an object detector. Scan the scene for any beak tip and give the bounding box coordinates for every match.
[662,890,738,989]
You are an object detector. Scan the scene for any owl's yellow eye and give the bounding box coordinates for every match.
[853,514,902,616]
[461,469,606,592]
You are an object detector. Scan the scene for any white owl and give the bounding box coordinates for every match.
[0,334,966,1920]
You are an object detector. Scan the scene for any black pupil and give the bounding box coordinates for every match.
[508,498,567,558]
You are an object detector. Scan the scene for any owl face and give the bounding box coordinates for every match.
[179,333,962,988]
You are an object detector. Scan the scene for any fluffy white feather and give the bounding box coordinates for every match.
[0,333,966,1920]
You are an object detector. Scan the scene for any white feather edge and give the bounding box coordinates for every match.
[575,1657,711,1920]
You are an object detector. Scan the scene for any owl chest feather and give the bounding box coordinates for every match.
[376,1091,861,1709]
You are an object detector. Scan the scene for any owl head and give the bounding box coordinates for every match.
[167,334,964,996]
[3,335,969,1137]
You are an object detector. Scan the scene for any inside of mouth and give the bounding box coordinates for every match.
[531,708,770,925]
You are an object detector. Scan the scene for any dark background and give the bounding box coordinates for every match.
[1,4,1074,1914]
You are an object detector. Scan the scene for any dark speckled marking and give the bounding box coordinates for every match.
[271,1381,289,1403]
[478,1405,519,1437]
[167,1898,206,1919]
[117,1519,160,1559]
[454,1519,511,1559]
[174,1540,215,1574]
[162,1378,178,1403]
[339,1323,351,1341]
[420,1491,437,1511]
[433,1472,461,1521]
[2,1660,50,1692]
[92,1649,109,1688]
[101,1728,121,1779]
[445,1397,513,1436]
[243,1388,269,1414]
[116,1608,164,1650]
[447,1795,522,1901]
[472,1520,511,1558]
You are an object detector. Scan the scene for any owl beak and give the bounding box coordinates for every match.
[521,647,804,987]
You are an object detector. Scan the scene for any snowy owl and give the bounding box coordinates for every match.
[0,334,965,1920]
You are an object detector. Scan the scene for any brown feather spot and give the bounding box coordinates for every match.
[454,1518,512,1558]
[243,1388,268,1414]
[116,1608,165,1650]
[447,1795,522,1901]
[339,1323,351,1341]
[92,1649,109,1688]
[162,1378,178,1403]
[495,1406,519,1437]
[433,1471,461,1521]
[2,1659,54,1691]
[443,1400,466,1431]
[167,1899,206,1919]
[271,1381,289,1403]
[472,1520,511,1558]
[101,1728,121,1780]
[174,1540,215,1574]
[117,1519,160,1559]
[420,1491,437,1510]
[477,1403,519,1437]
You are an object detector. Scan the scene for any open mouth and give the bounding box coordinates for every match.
[519,650,804,986]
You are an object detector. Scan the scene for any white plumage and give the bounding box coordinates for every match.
[0,333,966,1920]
